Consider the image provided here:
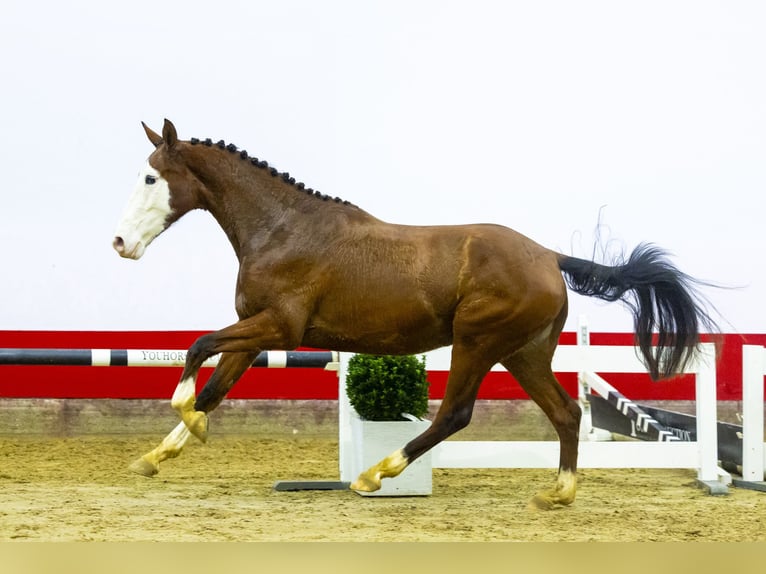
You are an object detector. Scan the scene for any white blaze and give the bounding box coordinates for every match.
[113,162,171,259]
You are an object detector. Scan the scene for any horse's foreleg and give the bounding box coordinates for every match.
[129,421,191,477]
[171,374,210,443]
[173,315,296,440]
[171,332,266,443]
[129,351,257,477]
[172,348,260,442]
[194,350,260,414]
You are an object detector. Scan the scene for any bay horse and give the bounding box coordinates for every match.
[113,119,716,510]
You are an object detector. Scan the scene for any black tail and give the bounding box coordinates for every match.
[558,243,717,380]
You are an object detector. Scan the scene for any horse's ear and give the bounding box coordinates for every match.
[162,119,178,150]
[142,122,163,147]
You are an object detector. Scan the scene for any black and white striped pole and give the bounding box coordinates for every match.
[0,348,339,370]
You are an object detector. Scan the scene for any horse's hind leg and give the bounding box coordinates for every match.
[129,350,256,477]
[351,347,491,492]
[501,343,581,510]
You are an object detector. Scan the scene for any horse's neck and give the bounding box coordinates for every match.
[201,176,279,259]
[199,163,369,261]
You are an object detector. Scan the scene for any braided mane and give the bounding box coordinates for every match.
[189,137,355,207]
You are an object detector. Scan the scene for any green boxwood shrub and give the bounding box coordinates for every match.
[345,354,429,421]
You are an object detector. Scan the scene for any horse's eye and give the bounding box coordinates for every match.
[145,175,157,185]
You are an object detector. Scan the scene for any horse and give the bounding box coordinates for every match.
[113,119,717,510]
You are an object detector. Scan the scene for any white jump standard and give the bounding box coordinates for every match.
[735,345,766,492]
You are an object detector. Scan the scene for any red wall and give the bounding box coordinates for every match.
[0,331,763,401]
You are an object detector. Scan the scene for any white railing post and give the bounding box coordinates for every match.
[740,346,765,482]
[693,343,728,491]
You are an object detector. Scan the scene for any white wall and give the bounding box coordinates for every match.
[1,1,763,333]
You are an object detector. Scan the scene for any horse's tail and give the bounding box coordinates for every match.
[557,243,718,380]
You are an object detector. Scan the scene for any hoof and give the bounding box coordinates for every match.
[527,494,556,511]
[350,471,381,493]
[129,456,158,477]
[528,470,577,510]
[184,410,209,443]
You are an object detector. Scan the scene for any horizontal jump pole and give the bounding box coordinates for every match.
[0,348,339,370]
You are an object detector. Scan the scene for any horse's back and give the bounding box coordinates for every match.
[301,220,566,354]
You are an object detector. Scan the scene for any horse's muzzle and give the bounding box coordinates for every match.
[112,236,144,259]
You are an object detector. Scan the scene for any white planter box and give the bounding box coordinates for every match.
[349,413,432,496]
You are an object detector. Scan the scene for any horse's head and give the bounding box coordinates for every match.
[113,119,202,259]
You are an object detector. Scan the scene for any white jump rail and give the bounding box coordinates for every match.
[338,324,730,494]
[737,345,766,488]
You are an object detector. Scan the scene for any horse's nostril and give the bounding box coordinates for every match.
[113,236,125,253]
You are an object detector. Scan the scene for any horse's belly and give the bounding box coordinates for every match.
[301,306,453,355]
